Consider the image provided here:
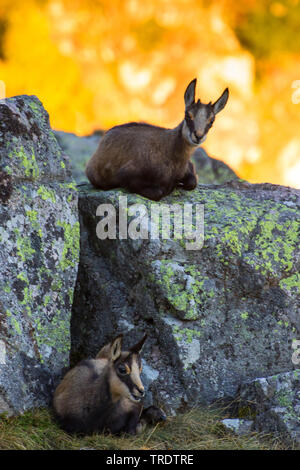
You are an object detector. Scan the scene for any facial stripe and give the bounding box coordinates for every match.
[185,110,195,134]
[131,355,144,392]
[112,353,144,402]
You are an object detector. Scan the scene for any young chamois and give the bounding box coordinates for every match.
[86,78,229,201]
[53,334,166,435]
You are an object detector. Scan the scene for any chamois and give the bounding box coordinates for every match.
[53,334,166,435]
[86,78,229,201]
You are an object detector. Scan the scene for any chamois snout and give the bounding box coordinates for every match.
[131,386,145,402]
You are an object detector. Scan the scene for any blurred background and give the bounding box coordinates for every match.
[0,0,300,187]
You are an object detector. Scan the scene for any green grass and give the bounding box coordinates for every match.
[0,406,297,450]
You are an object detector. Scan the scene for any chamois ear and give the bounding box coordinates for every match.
[110,334,123,361]
[130,334,147,354]
[95,334,123,360]
[184,78,197,108]
[212,88,229,114]
[96,343,110,359]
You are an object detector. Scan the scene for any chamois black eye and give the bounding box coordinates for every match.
[118,365,127,375]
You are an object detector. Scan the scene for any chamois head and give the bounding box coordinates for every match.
[182,78,229,147]
[96,334,147,404]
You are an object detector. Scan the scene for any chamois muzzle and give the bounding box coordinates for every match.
[131,387,145,402]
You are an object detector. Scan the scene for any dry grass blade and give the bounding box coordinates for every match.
[0,406,298,450]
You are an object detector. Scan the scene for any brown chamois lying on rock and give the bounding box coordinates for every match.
[53,334,166,435]
[86,78,229,201]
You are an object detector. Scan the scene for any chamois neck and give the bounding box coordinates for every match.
[171,121,195,162]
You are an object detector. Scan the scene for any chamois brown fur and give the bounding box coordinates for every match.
[53,334,166,435]
[86,78,229,201]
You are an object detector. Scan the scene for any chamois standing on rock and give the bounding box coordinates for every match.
[86,78,229,201]
[53,334,166,435]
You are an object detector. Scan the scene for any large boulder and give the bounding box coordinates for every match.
[71,181,299,416]
[192,148,238,184]
[0,96,79,415]
[54,130,103,183]
[237,370,300,444]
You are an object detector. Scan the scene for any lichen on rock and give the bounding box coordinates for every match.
[0,95,79,415]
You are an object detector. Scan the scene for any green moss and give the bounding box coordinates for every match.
[10,147,39,179]
[20,287,33,306]
[25,209,41,233]
[173,325,202,343]
[252,211,299,275]
[26,209,37,223]
[63,182,77,192]
[43,295,50,307]
[221,229,242,256]
[240,312,249,320]
[35,314,70,362]
[37,186,56,204]
[29,101,40,113]
[3,165,12,175]
[51,278,62,291]
[154,261,215,320]
[68,288,74,305]
[9,316,22,336]
[201,192,260,261]
[279,274,300,293]
[3,284,11,293]
[16,236,35,262]
[186,188,299,277]
[274,389,299,422]
[56,220,80,271]
[155,261,196,319]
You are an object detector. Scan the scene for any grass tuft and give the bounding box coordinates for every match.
[0,406,298,450]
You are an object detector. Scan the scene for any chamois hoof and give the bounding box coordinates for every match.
[136,421,147,434]
[183,182,197,191]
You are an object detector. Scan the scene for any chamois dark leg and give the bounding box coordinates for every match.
[125,410,142,435]
[107,413,131,435]
[135,186,166,201]
[126,177,167,201]
[117,168,167,201]
[178,161,198,191]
